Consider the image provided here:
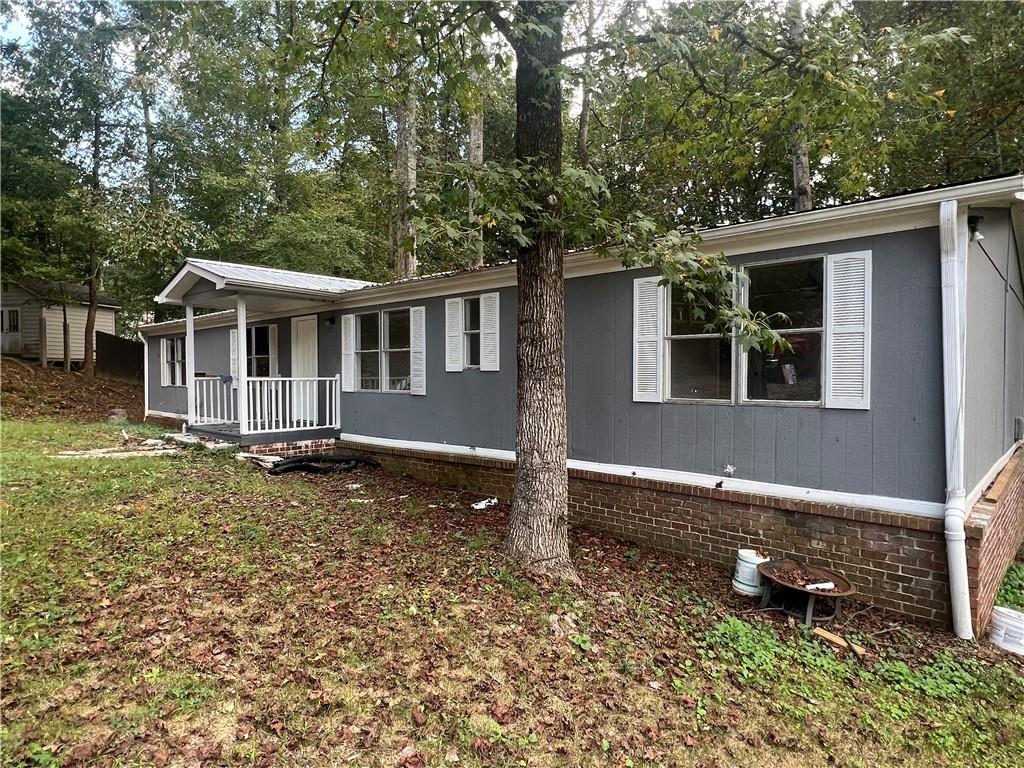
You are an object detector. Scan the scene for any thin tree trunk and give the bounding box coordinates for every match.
[576,0,596,167]
[786,0,813,212]
[135,40,158,203]
[394,90,418,279]
[467,91,484,268]
[60,288,70,373]
[83,107,101,379]
[503,1,577,582]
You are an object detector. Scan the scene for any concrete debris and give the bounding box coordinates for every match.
[56,448,180,459]
[234,453,284,470]
[471,497,498,510]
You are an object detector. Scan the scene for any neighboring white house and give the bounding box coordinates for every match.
[0,279,119,362]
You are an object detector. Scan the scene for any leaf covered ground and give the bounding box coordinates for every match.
[2,421,1023,768]
[1,359,145,424]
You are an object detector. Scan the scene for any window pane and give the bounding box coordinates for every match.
[358,313,379,351]
[387,351,411,391]
[464,297,481,332]
[254,357,270,377]
[358,351,380,390]
[670,285,723,336]
[252,326,270,356]
[387,310,410,350]
[745,331,822,402]
[669,338,732,400]
[747,259,824,329]
[466,332,480,367]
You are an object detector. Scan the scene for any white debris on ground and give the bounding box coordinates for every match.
[53,430,236,460]
[470,497,499,510]
[346,483,363,490]
[234,453,284,470]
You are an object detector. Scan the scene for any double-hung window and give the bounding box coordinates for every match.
[247,325,273,377]
[666,285,732,401]
[356,312,382,390]
[162,337,186,387]
[743,258,824,403]
[463,297,481,368]
[355,309,413,392]
[632,250,870,409]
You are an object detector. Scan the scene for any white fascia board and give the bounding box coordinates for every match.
[155,262,225,305]
[140,301,340,336]
[336,432,945,518]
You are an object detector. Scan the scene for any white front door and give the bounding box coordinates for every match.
[291,315,318,425]
[1,308,22,355]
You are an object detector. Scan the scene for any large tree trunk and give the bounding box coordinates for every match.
[503,1,577,582]
[786,0,813,212]
[394,90,418,279]
[467,92,484,268]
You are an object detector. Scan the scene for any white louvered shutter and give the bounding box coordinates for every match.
[445,298,464,371]
[268,324,279,376]
[410,306,426,395]
[229,329,239,388]
[341,314,355,392]
[825,250,872,409]
[160,338,170,386]
[633,276,664,402]
[479,292,500,371]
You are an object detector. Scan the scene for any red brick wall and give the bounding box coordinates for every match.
[966,449,1024,633]
[248,438,338,457]
[336,440,953,625]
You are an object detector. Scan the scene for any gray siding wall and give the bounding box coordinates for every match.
[332,289,518,449]
[567,228,946,503]
[964,207,1024,490]
[151,227,950,502]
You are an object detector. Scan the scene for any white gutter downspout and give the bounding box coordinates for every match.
[939,199,974,640]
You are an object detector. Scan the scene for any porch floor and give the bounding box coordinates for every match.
[188,422,339,448]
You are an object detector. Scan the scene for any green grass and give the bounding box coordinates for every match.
[996,562,1024,611]
[2,420,1023,768]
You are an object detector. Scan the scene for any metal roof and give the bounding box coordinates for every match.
[155,258,377,306]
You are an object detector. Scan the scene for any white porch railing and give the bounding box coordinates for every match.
[192,374,341,434]
[245,375,341,434]
[194,376,236,425]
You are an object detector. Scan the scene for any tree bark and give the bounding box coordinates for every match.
[83,105,101,379]
[786,0,813,212]
[467,90,484,268]
[503,1,577,582]
[135,40,158,203]
[394,89,418,279]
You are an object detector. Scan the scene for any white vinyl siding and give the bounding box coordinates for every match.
[632,276,664,402]
[41,305,115,361]
[825,251,872,409]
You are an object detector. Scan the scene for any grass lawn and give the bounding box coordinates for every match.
[2,420,1023,768]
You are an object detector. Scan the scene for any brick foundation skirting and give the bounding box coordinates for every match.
[336,440,956,625]
[248,438,338,457]
[967,448,1024,633]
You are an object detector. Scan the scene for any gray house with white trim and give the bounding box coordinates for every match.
[142,174,1024,637]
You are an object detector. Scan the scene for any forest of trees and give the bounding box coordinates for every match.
[3,1,1020,333]
[2,0,1022,573]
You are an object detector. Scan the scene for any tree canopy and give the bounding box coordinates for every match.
[2,0,1019,332]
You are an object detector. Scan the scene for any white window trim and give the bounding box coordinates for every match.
[162,336,187,388]
[245,324,278,379]
[662,281,737,406]
[355,308,416,394]
[463,296,481,369]
[737,254,827,408]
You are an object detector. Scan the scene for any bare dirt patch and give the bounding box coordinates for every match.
[1,356,144,423]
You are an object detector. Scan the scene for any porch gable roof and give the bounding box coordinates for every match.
[155,258,376,307]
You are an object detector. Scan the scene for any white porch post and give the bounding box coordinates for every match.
[185,304,196,425]
[236,295,249,435]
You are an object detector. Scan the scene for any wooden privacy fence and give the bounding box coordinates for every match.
[96,331,143,381]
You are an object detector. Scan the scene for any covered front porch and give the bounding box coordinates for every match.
[155,258,374,444]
